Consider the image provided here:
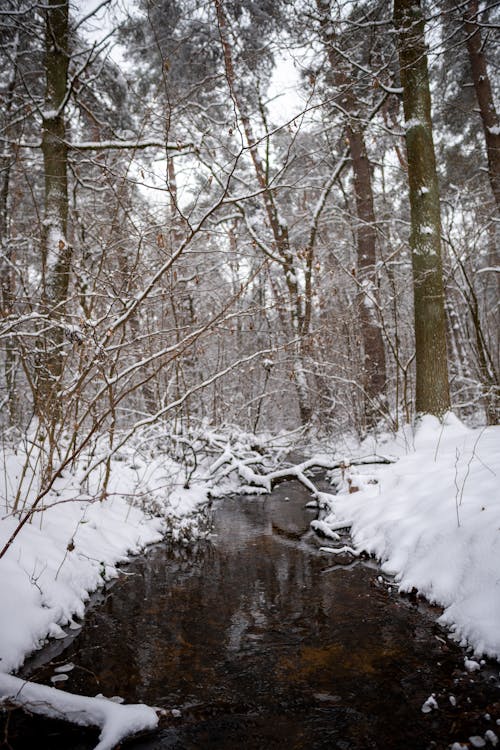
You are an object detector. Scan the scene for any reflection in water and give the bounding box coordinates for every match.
[6,481,500,749]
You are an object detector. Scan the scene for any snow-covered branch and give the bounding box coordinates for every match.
[0,673,158,750]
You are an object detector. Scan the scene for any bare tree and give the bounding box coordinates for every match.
[463,0,500,213]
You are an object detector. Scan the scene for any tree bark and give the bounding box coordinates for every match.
[0,31,20,424]
[37,0,71,421]
[464,0,500,212]
[394,0,450,418]
[347,122,387,424]
[316,0,387,428]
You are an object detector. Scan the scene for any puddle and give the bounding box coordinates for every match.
[2,481,499,748]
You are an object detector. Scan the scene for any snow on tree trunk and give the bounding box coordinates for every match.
[0,31,19,425]
[394,0,451,418]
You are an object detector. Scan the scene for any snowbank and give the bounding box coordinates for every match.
[0,493,163,674]
[0,454,166,749]
[324,414,500,659]
[0,436,216,675]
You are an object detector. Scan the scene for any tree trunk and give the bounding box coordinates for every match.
[37,0,71,421]
[394,0,450,418]
[347,123,387,425]
[464,0,500,213]
[316,0,387,428]
[0,32,20,425]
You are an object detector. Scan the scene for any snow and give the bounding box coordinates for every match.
[310,519,340,540]
[464,657,481,672]
[485,730,499,746]
[0,673,158,750]
[421,693,438,713]
[477,266,500,275]
[42,108,59,120]
[404,118,424,131]
[469,737,486,748]
[70,139,187,151]
[320,414,500,659]
[0,490,164,674]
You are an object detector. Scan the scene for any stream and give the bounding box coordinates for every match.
[2,481,500,749]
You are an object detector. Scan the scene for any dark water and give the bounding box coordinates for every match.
[2,482,500,749]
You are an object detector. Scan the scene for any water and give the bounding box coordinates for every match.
[2,481,499,748]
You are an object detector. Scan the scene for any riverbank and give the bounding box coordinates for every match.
[0,425,283,673]
[321,413,500,661]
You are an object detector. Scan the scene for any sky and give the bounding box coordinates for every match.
[75,0,304,122]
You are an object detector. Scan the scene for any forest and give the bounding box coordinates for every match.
[0,0,499,748]
[0,0,498,448]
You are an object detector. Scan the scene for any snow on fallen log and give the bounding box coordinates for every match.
[321,519,353,532]
[0,673,158,750]
[319,545,361,557]
[266,454,394,486]
[310,519,340,540]
[214,453,393,500]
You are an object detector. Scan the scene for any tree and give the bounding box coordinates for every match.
[213,0,315,424]
[394,0,450,418]
[314,0,388,428]
[37,0,71,422]
[463,0,500,213]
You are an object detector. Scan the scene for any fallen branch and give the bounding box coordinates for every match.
[310,519,340,540]
[266,455,394,490]
[209,453,394,497]
[0,673,158,750]
[319,545,362,557]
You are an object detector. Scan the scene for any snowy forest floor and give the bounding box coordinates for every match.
[0,414,499,749]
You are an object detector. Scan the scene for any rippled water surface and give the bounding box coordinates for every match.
[2,482,499,748]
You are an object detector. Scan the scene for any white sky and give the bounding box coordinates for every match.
[74,0,303,124]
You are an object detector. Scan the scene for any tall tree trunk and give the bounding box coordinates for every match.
[394,0,450,418]
[348,122,387,425]
[316,0,387,428]
[464,0,500,213]
[0,31,20,425]
[462,0,500,421]
[37,0,71,421]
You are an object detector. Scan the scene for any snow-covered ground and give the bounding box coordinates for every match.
[321,414,500,660]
